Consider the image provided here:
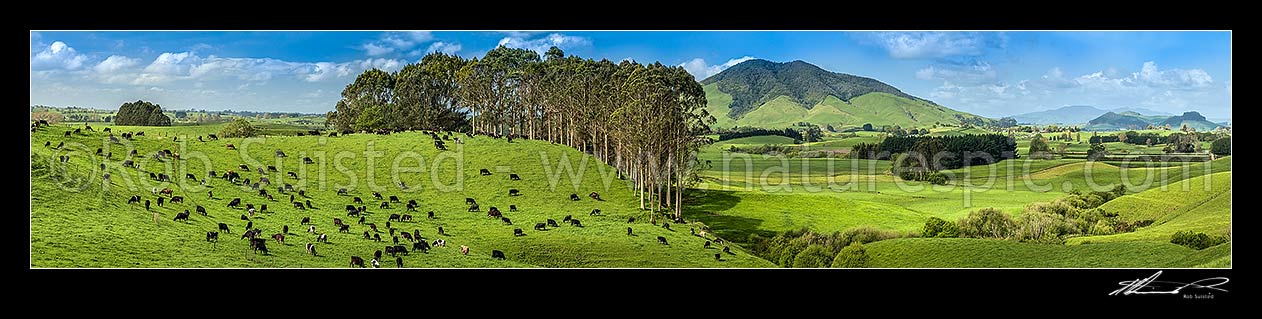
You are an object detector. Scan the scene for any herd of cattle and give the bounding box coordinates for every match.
[37,122,736,267]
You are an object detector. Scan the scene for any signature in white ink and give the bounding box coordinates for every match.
[1110,271,1229,296]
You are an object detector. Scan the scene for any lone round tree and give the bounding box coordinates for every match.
[114,100,172,126]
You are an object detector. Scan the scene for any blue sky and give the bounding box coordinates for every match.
[30,31,1231,119]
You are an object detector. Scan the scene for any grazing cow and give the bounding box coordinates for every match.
[563,215,572,223]
[260,177,270,185]
[128,196,141,205]
[246,221,254,230]
[350,256,365,268]
[627,217,636,223]
[487,207,502,218]
[283,225,289,234]
[173,210,190,222]
[509,173,521,181]
[317,234,328,243]
[714,238,725,245]
[663,223,671,231]
[275,150,286,157]
[396,257,403,268]
[433,239,446,247]
[195,205,207,216]
[250,238,269,255]
[590,192,602,200]
[400,214,413,222]
[367,223,379,233]
[508,189,520,196]
[288,172,298,179]
[373,234,382,242]
[219,223,231,233]
[306,225,317,234]
[185,173,196,181]
[401,232,413,242]
[479,168,491,176]
[362,231,371,239]
[468,204,479,212]
[374,250,383,261]
[380,202,390,209]
[306,243,317,256]
[359,216,366,224]
[206,231,219,242]
[241,215,249,221]
[704,241,711,248]
[372,192,384,200]
[306,200,313,209]
[535,223,546,231]
[345,205,358,216]
[393,245,408,256]
[56,142,64,149]
[389,196,400,203]
[228,198,241,208]
[272,233,285,244]
[414,241,431,253]
[301,216,311,225]
[267,165,277,172]
[437,226,445,236]
[64,131,72,137]
[145,200,151,210]
[339,224,350,233]
[256,168,264,175]
[491,250,506,260]
[171,196,184,204]
[657,236,668,245]
[723,246,731,254]
[590,209,601,216]
[246,203,255,211]
[44,141,50,148]
[427,211,435,220]
[353,197,363,204]
[547,219,559,228]
[509,205,517,212]
[570,219,582,227]
[465,198,476,205]
[501,217,512,225]
[698,230,708,239]
[569,194,580,201]
[293,202,305,210]
[239,164,249,170]
[96,148,103,155]
[160,188,174,196]
[123,160,134,168]
[392,236,399,245]
[334,218,344,226]
[459,245,469,255]
[514,228,524,236]
[303,157,314,164]
[337,188,348,195]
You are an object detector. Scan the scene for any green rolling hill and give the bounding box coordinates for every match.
[700,59,994,129]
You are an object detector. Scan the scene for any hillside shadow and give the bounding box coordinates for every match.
[682,189,775,241]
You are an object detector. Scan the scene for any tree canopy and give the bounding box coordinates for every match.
[114,100,171,126]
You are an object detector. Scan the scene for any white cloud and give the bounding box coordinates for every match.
[915,61,996,85]
[923,61,1228,117]
[678,56,756,80]
[862,32,1003,59]
[411,41,461,56]
[93,55,140,74]
[31,41,88,70]
[361,31,434,56]
[497,33,591,55]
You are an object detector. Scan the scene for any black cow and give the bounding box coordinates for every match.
[657,236,668,245]
[275,150,286,157]
[468,204,479,212]
[374,250,383,260]
[724,246,731,254]
[228,198,241,208]
[353,197,363,204]
[589,192,602,200]
[663,223,671,231]
[437,226,445,236]
[389,195,400,203]
[393,245,409,256]
[401,214,413,222]
[570,219,582,227]
[508,189,520,196]
[479,168,491,176]
[413,240,430,253]
[303,157,314,164]
[491,250,506,260]
[427,211,436,219]
[250,238,269,255]
[704,241,711,248]
[239,164,249,170]
[301,216,311,225]
[173,211,190,222]
[627,227,633,236]
[513,228,524,236]
[350,256,365,268]
[509,173,520,180]
[128,196,141,205]
[569,193,580,201]
[395,257,403,268]
[294,202,306,209]
[219,223,231,233]
[465,198,476,205]
[171,196,184,204]
[206,231,218,242]
[339,224,350,233]
[563,215,572,223]
[196,205,207,216]
[627,217,636,223]
[534,223,546,231]
[590,209,601,216]
[501,217,512,225]
[288,172,298,179]
[509,205,517,212]
[267,165,277,172]
[145,200,151,210]
[380,202,390,209]
[158,197,166,207]
[337,188,348,195]
[547,219,559,228]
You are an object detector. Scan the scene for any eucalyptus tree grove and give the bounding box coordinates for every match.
[329,46,716,221]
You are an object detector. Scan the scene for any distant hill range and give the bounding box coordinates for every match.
[1084,111,1225,131]
[1010,105,1173,125]
[701,59,994,129]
